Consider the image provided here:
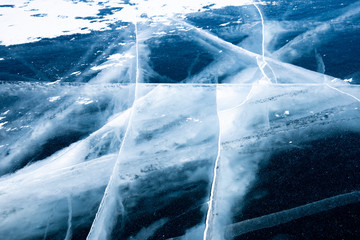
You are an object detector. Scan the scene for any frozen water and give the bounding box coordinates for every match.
[0,1,360,240]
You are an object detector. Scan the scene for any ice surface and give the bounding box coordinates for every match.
[207,83,360,239]
[0,1,360,240]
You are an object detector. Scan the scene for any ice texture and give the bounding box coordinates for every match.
[0,1,360,240]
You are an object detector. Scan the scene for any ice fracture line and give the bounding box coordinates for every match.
[253,3,278,83]
[178,16,281,84]
[64,196,73,240]
[326,83,360,103]
[203,88,223,240]
[86,18,140,240]
[253,3,272,83]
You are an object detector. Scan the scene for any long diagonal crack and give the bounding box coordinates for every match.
[326,83,360,102]
[86,20,140,240]
[175,17,332,84]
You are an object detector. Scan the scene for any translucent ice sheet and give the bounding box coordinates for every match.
[1,1,360,240]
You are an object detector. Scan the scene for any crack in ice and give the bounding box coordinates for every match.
[86,18,141,240]
[203,87,222,240]
[64,196,73,240]
[253,2,277,84]
[177,18,329,85]
[326,83,360,103]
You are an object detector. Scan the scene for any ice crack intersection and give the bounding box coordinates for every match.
[253,3,277,83]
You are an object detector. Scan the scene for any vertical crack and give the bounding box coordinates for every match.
[203,85,222,240]
[253,3,277,83]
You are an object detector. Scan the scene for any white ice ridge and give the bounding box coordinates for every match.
[224,190,360,239]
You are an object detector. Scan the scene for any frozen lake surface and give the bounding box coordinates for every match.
[0,0,360,239]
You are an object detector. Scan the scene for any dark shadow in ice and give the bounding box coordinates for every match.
[111,160,210,240]
[260,0,354,21]
[146,35,214,83]
[231,202,360,240]
[0,82,133,176]
[0,100,115,175]
[268,1,360,82]
[231,132,360,239]
[317,30,360,83]
[26,187,107,240]
[186,6,259,49]
[0,25,133,83]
